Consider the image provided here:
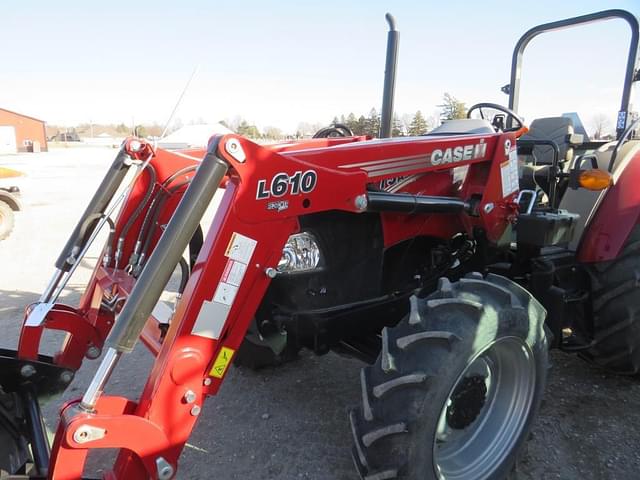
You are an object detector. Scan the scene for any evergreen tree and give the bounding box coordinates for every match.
[366,108,381,137]
[356,115,367,136]
[345,113,358,133]
[392,114,403,136]
[237,120,260,139]
[408,111,429,136]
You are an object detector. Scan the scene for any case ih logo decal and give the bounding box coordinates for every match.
[256,170,317,199]
[430,140,487,166]
[338,140,487,177]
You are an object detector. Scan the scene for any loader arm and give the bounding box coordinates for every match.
[7,128,519,478]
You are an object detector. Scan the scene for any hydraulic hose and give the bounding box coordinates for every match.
[106,140,228,353]
[178,257,189,294]
[135,179,192,273]
[130,166,197,267]
[114,164,157,268]
[101,216,116,267]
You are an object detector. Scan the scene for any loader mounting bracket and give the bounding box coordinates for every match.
[0,348,73,398]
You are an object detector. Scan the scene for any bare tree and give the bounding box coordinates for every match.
[439,93,467,121]
[592,114,611,140]
[263,126,283,140]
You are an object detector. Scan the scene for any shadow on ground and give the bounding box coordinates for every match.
[2,286,640,479]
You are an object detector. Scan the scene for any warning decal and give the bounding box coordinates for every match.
[220,258,248,287]
[212,281,238,306]
[225,232,257,264]
[210,346,235,378]
[192,232,258,340]
[501,148,519,198]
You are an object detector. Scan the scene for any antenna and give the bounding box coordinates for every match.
[155,65,200,146]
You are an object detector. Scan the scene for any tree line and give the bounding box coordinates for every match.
[321,92,467,138]
[49,92,469,142]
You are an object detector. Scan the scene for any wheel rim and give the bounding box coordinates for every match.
[433,336,536,480]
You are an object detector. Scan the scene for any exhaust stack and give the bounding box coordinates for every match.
[380,13,399,138]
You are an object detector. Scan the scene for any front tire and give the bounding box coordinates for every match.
[0,390,30,477]
[350,273,549,480]
[0,201,15,241]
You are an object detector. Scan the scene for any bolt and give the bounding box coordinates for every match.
[129,140,142,152]
[203,378,212,386]
[159,465,173,480]
[265,267,278,279]
[156,457,174,480]
[20,364,36,378]
[483,203,495,214]
[354,194,368,211]
[86,345,101,359]
[190,405,201,416]
[225,139,246,163]
[72,425,105,444]
[60,371,74,384]
[183,390,197,404]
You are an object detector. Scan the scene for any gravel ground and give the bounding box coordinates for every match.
[1,147,639,479]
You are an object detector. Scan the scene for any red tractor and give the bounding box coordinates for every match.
[1,8,639,480]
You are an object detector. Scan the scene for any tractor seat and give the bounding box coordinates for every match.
[519,117,583,165]
[519,117,584,197]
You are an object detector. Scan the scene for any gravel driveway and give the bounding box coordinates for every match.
[0,148,639,479]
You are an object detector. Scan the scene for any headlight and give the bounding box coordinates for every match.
[277,232,321,273]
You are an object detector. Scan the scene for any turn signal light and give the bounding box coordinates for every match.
[579,169,613,191]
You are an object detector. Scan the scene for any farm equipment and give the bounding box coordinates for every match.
[0,167,23,240]
[1,8,640,480]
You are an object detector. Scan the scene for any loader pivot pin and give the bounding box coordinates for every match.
[156,457,174,480]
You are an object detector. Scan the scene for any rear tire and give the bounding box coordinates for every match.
[584,225,640,375]
[0,201,15,241]
[350,273,549,480]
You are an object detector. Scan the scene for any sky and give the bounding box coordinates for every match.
[1,0,639,134]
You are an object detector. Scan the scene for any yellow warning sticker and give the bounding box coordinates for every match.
[210,347,235,379]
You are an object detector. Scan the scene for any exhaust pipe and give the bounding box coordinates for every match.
[379,13,399,139]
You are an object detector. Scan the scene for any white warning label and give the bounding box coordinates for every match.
[501,149,519,197]
[192,232,258,339]
[225,232,257,264]
[221,258,248,287]
[213,282,238,306]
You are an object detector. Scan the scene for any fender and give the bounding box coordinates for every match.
[0,190,21,211]
[577,146,640,263]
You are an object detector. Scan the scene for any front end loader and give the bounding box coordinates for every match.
[1,8,639,480]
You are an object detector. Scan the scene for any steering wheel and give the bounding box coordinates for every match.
[312,123,354,139]
[467,103,526,134]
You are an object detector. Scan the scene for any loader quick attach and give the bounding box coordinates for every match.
[2,8,640,480]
